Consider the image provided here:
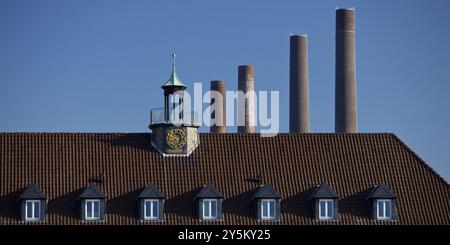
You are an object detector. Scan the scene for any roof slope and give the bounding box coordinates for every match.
[195,183,224,199]
[19,184,46,200]
[79,183,106,199]
[138,184,165,199]
[309,183,339,200]
[0,133,449,225]
[366,183,397,199]
[253,183,281,199]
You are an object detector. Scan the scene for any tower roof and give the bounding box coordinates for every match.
[161,53,187,89]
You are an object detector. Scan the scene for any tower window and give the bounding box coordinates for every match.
[144,199,159,220]
[318,199,334,220]
[202,199,218,220]
[376,199,392,220]
[260,199,276,220]
[85,199,101,220]
[25,200,41,221]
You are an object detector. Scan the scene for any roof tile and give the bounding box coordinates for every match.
[0,133,449,225]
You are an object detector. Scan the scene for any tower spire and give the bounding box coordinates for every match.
[162,53,186,89]
[172,53,176,73]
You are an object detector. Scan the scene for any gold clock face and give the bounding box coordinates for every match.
[166,128,187,150]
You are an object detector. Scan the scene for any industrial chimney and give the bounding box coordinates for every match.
[238,65,256,133]
[335,8,357,133]
[210,80,226,133]
[289,34,310,133]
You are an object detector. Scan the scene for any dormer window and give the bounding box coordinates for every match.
[25,200,41,221]
[318,199,334,220]
[202,199,218,220]
[253,183,281,221]
[79,183,106,221]
[376,199,392,220]
[195,183,224,221]
[85,199,101,220]
[366,183,397,221]
[260,199,276,220]
[144,199,160,220]
[18,184,47,222]
[137,184,165,221]
[309,183,339,221]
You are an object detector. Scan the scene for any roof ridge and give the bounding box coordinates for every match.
[390,133,450,187]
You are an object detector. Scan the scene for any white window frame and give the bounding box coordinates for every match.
[376,199,392,220]
[85,199,101,220]
[318,199,334,220]
[202,199,218,220]
[25,200,41,221]
[143,199,159,220]
[260,199,276,220]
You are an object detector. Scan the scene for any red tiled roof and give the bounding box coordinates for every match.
[0,133,449,225]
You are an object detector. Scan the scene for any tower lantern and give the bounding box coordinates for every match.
[161,53,187,122]
[149,54,200,156]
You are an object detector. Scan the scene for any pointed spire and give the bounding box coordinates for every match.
[172,53,176,71]
[162,53,187,89]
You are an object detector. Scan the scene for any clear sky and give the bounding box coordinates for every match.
[1,0,450,181]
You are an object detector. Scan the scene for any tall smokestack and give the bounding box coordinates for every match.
[210,80,226,133]
[289,34,310,133]
[335,8,357,133]
[238,65,256,133]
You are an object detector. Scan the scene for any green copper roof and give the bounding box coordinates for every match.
[161,53,187,89]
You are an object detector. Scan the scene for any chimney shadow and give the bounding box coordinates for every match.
[282,187,316,219]
[222,187,259,219]
[106,188,143,219]
[48,188,85,219]
[165,187,202,219]
[0,188,26,220]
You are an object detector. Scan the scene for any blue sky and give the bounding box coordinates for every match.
[1,0,450,181]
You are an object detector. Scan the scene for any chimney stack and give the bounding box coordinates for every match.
[210,80,227,133]
[289,34,310,133]
[238,65,256,133]
[335,8,357,133]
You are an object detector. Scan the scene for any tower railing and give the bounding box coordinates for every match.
[150,107,199,126]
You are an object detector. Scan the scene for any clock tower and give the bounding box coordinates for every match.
[149,54,200,156]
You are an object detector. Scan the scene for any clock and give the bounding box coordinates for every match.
[166,128,187,150]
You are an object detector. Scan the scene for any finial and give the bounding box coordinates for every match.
[161,52,186,89]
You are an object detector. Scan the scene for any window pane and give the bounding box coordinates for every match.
[319,201,326,217]
[261,201,268,217]
[34,202,40,219]
[26,202,33,218]
[94,201,100,218]
[204,200,210,217]
[378,201,384,218]
[385,201,392,218]
[211,201,217,218]
[152,201,158,218]
[145,201,151,218]
[269,201,275,218]
[327,201,333,218]
[86,201,92,218]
